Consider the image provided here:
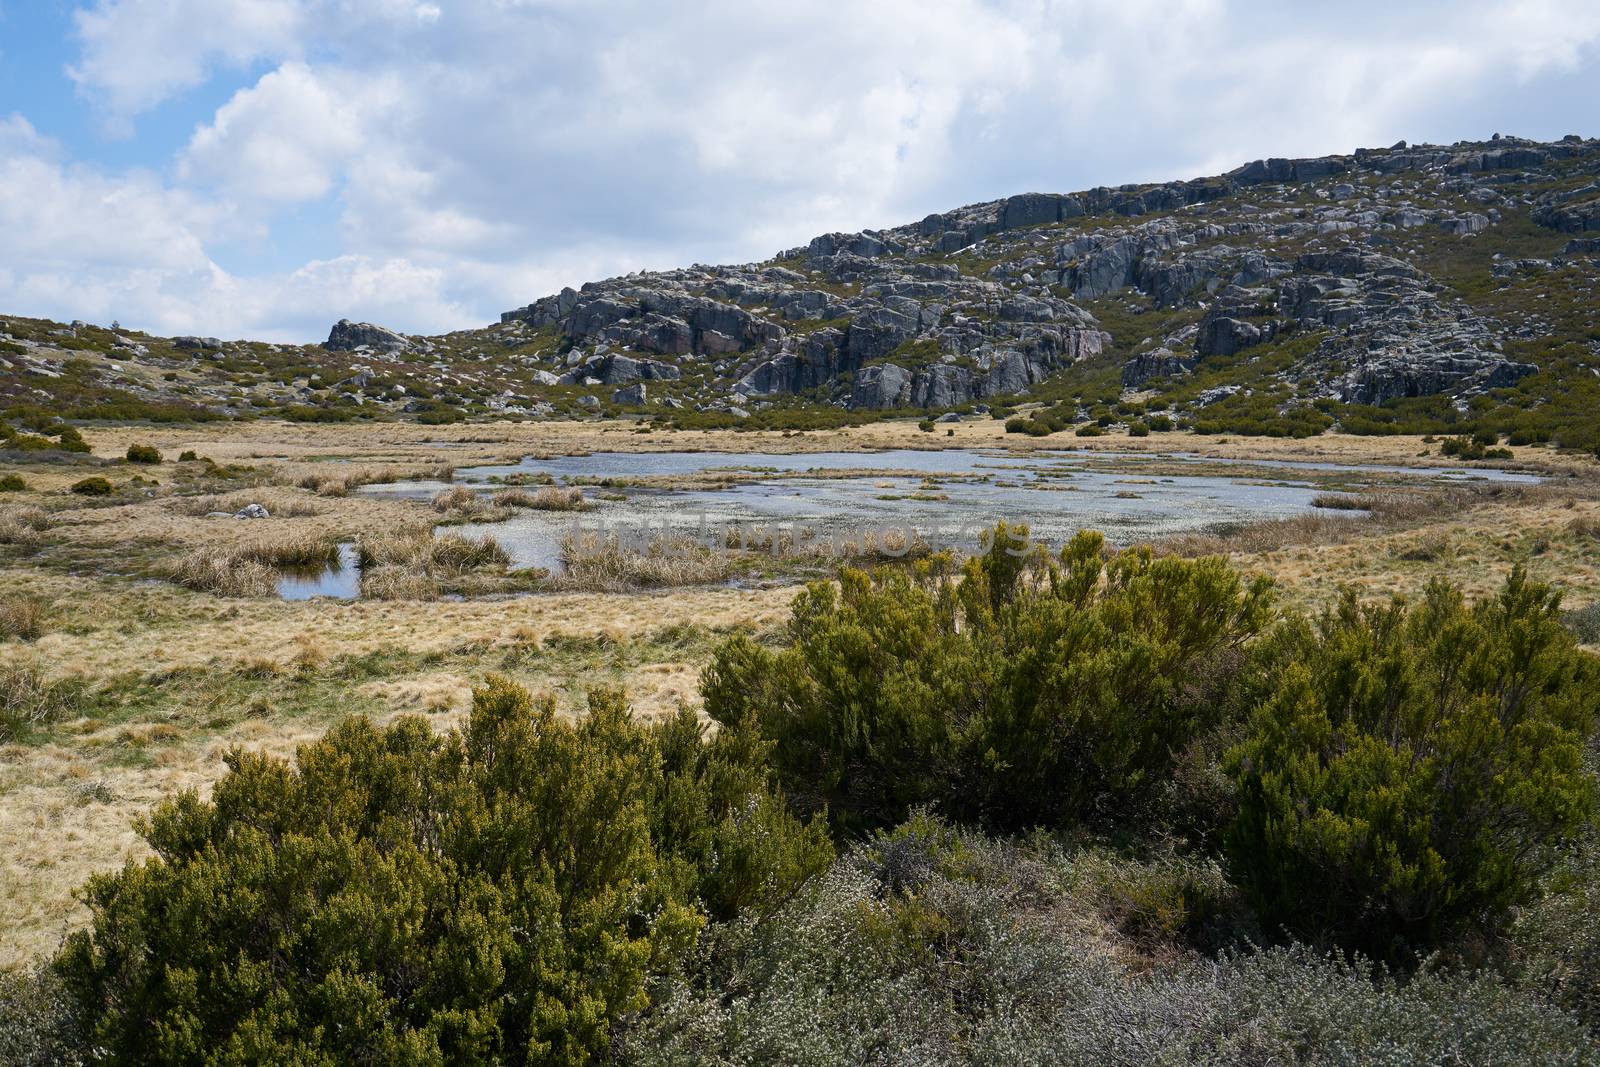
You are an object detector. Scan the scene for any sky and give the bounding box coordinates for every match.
[0,1,1598,343]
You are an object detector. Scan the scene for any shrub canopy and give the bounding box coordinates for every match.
[58,678,830,1065]
[1228,571,1599,956]
[705,525,1274,833]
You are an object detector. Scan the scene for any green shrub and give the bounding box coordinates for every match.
[1227,571,1599,958]
[917,419,935,433]
[1439,435,1514,461]
[124,444,161,464]
[1128,422,1151,437]
[0,474,26,491]
[1149,414,1174,431]
[1075,424,1103,437]
[57,678,829,1064]
[68,477,112,497]
[177,450,199,462]
[704,525,1273,834]
[54,427,90,453]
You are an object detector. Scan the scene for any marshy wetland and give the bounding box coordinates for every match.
[3,415,1600,1056]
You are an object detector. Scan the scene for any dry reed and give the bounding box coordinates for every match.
[551,530,734,592]
[493,485,588,511]
[171,533,340,597]
[0,595,50,642]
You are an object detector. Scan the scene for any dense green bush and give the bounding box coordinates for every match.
[1228,572,1599,958]
[68,477,112,497]
[124,444,161,464]
[56,678,829,1065]
[704,525,1273,834]
[0,474,26,492]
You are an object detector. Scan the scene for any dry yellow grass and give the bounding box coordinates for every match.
[552,529,735,591]
[494,485,587,511]
[0,507,49,546]
[0,595,49,642]
[170,532,341,597]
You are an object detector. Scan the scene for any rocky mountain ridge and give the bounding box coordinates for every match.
[3,133,1597,441]
[490,133,1597,416]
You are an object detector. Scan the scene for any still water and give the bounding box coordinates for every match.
[357,448,1534,575]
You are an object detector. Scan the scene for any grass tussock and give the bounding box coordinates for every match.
[430,486,513,523]
[493,485,589,511]
[168,490,322,518]
[1157,487,1504,557]
[0,662,88,743]
[355,528,511,600]
[553,530,734,591]
[171,534,341,597]
[295,463,454,498]
[720,523,933,564]
[0,507,49,546]
[0,594,50,642]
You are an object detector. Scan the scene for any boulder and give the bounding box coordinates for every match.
[850,363,912,409]
[325,320,411,353]
[233,503,270,520]
[1000,193,1064,230]
[611,382,647,405]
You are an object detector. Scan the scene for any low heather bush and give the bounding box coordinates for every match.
[620,825,1598,1065]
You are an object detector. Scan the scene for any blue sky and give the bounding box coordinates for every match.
[2,1,1598,342]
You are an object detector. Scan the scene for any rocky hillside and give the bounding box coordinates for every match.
[4,133,1599,444]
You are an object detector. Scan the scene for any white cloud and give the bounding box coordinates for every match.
[69,0,306,119]
[16,0,1600,338]
[180,63,386,202]
[0,121,471,340]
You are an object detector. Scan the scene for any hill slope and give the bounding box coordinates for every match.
[3,133,1598,444]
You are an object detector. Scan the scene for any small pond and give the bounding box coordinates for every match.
[355,448,1539,576]
[277,541,361,601]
